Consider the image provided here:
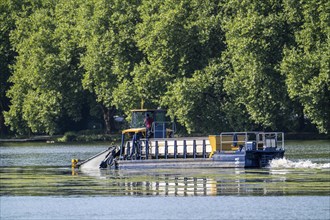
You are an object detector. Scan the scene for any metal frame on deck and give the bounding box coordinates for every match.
[121,137,210,161]
[219,131,284,152]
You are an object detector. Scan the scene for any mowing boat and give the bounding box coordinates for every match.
[75,109,285,170]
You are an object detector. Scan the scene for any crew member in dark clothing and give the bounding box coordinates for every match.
[144,114,153,137]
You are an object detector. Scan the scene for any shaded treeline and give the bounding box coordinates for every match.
[0,0,329,136]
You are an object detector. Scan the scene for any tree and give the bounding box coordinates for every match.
[78,0,142,133]
[162,60,231,134]
[220,0,294,131]
[3,0,328,136]
[4,0,85,135]
[281,0,330,134]
[0,0,16,135]
[135,0,227,132]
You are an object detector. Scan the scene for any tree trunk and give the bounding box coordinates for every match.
[0,103,8,136]
[297,106,305,132]
[0,111,5,136]
[101,105,116,134]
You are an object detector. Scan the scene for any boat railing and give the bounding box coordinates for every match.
[120,131,284,161]
[220,132,284,152]
[123,137,212,160]
[257,132,284,150]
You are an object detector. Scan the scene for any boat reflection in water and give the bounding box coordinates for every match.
[77,167,292,196]
[78,168,217,196]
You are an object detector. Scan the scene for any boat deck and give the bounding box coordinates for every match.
[116,158,244,169]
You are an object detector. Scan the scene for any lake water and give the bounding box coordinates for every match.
[0,140,329,219]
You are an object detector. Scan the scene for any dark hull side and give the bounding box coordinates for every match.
[212,150,285,168]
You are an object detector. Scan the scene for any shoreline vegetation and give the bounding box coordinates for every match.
[0,131,329,144]
[1,1,329,139]
[0,130,121,144]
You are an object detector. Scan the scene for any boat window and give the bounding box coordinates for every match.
[131,112,144,128]
[130,110,170,128]
[131,111,154,128]
[155,111,166,122]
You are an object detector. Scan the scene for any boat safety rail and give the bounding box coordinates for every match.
[149,139,209,159]
[219,132,284,152]
[123,137,212,160]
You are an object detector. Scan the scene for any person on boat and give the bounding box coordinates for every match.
[144,114,153,137]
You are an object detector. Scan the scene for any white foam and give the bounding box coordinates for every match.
[269,157,330,169]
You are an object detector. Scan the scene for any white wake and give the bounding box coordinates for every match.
[269,157,330,169]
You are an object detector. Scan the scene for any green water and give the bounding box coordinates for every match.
[0,140,329,197]
[0,140,329,219]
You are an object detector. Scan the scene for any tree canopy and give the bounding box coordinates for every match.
[1,0,329,136]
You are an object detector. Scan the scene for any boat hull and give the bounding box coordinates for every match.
[212,150,285,168]
[78,149,284,170]
[114,150,284,169]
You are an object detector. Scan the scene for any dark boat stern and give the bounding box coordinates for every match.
[212,132,286,168]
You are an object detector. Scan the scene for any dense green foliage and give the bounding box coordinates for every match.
[281,0,330,134]
[1,0,329,135]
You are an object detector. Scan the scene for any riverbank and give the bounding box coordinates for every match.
[284,132,330,140]
[0,136,59,143]
[0,131,122,143]
[0,131,328,143]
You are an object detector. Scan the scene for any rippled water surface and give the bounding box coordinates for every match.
[1,140,329,219]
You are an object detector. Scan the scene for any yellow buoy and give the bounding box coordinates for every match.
[71,159,79,168]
